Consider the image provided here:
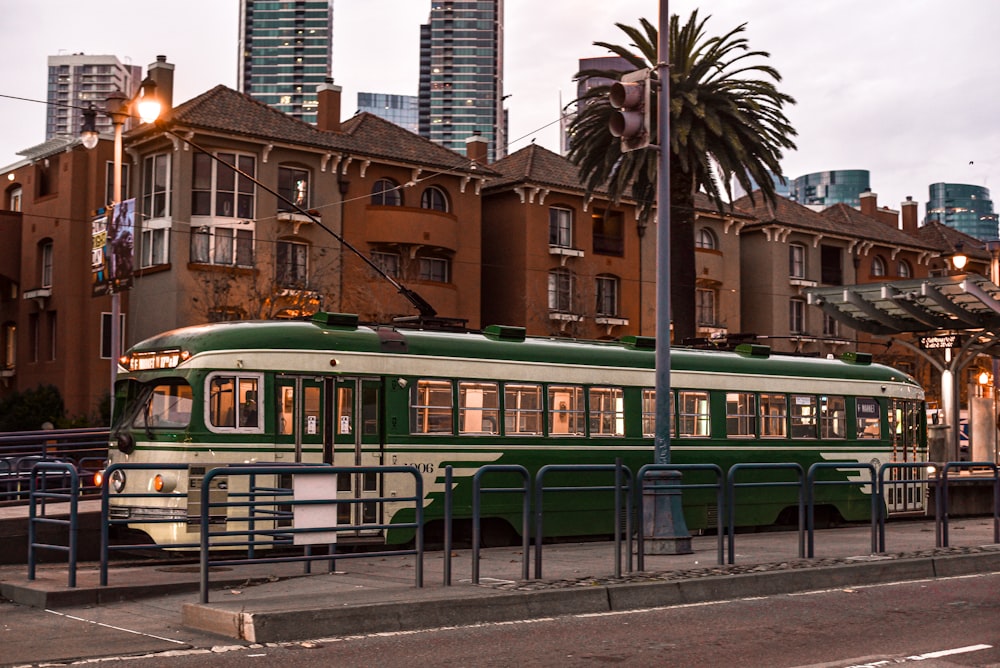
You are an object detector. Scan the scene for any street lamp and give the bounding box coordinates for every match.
[81,77,161,413]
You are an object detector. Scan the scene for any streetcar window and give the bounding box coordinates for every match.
[207,373,263,432]
[760,393,788,438]
[790,395,817,439]
[411,380,453,434]
[641,389,675,438]
[132,381,193,430]
[589,387,624,437]
[820,395,846,439]
[726,392,756,438]
[857,397,881,439]
[678,391,710,437]
[505,383,542,435]
[548,385,584,436]
[459,381,499,434]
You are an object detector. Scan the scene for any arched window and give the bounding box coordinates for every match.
[420,186,448,212]
[6,185,22,212]
[898,259,912,278]
[696,227,718,250]
[871,255,887,277]
[371,179,402,206]
[595,275,620,316]
[548,268,574,312]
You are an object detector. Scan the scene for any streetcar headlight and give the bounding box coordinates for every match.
[152,473,177,493]
[110,469,127,493]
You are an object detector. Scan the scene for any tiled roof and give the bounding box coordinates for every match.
[483,143,609,195]
[733,192,850,235]
[820,203,940,251]
[133,85,486,176]
[915,220,992,259]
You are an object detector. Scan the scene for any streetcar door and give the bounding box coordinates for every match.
[887,398,925,513]
[275,375,325,463]
[332,377,383,536]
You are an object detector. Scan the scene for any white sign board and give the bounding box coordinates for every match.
[292,474,338,545]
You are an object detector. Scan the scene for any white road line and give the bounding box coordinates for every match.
[907,644,992,660]
[44,609,188,645]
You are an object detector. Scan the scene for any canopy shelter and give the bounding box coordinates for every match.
[805,273,1000,460]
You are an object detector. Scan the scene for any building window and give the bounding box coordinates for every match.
[40,241,53,288]
[46,311,57,361]
[549,207,572,248]
[190,226,253,267]
[192,152,256,218]
[105,161,131,206]
[820,245,843,285]
[898,259,912,278]
[278,166,309,211]
[276,240,309,288]
[548,268,574,312]
[2,322,15,370]
[823,313,839,337]
[141,154,170,219]
[595,275,619,316]
[696,288,716,326]
[789,298,805,334]
[371,178,402,206]
[371,251,400,278]
[420,186,448,212]
[696,227,718,250]
[789,243,805,278]
[592,209,624,256]
[7,186,22,212]
[871,255,887,277]
[418,256,449,282]
[141,226,168,268]
[100,312,125,359]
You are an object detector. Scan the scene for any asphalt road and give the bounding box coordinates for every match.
[7,569,998,667]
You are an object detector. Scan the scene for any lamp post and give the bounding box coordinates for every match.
[82,77,161,414]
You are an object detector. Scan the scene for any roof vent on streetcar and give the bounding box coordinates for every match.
[840,351,872,365]
[735,343,770,358]
[483,324,526,342]
[620,335,656,350]
[311,312,359,330]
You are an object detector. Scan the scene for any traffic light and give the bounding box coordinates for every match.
[608,68,651,152]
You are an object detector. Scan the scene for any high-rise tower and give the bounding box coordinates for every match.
[418,0,504,161]
[238,0,333,124]
[46,54,141,139]
[925,183,999,241]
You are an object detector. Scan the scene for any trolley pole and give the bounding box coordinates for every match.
[645,0,692,555]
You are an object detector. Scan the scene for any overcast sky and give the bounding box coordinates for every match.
[2,1,998,220]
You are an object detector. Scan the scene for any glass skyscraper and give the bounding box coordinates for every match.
[418,0,504,161]
[925,183,999,241]
[790,170,870,209]
[238,0,333,124]
[357,93,419,134]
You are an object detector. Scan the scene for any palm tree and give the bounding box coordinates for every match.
[568,11,797,343]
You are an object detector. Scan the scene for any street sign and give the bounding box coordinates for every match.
[919,334,961,350]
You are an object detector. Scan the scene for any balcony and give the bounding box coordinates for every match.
[365,206,458,252]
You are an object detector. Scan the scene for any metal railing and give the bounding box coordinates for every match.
[25,457,1000,591]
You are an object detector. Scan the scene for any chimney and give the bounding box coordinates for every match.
[316,78,341,133]
[901,196,918,235]
[146,55,174,113]
[859,189,877,217]
[465,133,488,166]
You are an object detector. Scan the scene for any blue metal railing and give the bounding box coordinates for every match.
[27,462,80,587]
[727,463,805,564]
[198,465,424,604]
[937,462,1000,548]
[471,464,531,584]
[806,462,879,557]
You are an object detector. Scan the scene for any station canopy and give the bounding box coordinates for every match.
[805,274,1000,357]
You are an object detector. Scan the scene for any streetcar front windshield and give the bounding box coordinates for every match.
[114,380,193,433]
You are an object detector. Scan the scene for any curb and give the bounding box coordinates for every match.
[181,551,1000,643]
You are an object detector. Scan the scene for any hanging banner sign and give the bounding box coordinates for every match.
[92,199,136,296]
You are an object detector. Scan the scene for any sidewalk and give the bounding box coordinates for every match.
[3,517,1000,646]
